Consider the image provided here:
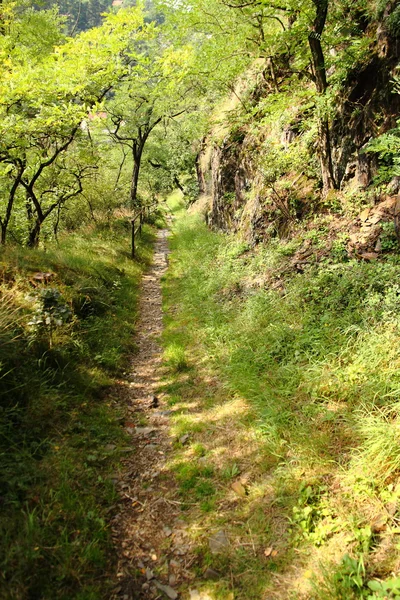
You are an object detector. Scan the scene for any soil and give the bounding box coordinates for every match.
[110,229,196,600]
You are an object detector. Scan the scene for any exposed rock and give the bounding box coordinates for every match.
[179,434,190,445]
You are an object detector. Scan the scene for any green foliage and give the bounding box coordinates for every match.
[367,577,400,598]
[164,342,189,372]
[28,287,72,347]
[365,125,400,183]
[379,221,398,252]
[316,554,367,599]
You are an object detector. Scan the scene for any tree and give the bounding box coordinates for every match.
[0,4,147,245]
[107,37,196,210]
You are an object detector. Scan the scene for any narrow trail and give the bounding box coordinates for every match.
[111,228,195,600]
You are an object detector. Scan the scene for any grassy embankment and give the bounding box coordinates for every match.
[161,194,400,600]
[0,220,155,600]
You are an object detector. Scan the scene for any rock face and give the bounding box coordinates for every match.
[197,16,400,244]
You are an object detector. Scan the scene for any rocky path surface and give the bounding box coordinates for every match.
[111,229,195,600]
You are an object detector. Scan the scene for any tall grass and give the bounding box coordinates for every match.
[162,203,400,597]
[0,221,154,599]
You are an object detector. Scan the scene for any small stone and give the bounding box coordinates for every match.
[360,208,370,221]
[204,567,220,581]
[179,434,190,445]
[174,545,189,556]
[146,568,155,580]
[189,591,213,600]
[169,559,180,569]
[105,444,116,451]
[386,501,398,516]
[371,513,388,533]
[231,481,247,498]
[209,530,230,555]
[142,582,150,590]
[163,527,173,537]
[169,574,177,586]
[359,252,379,261]
[154,580,178,599]
[135,427,156,436]
[174,519,188,529]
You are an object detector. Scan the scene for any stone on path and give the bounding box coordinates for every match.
[209,530,230,555]
[203,567,220,581]
[154,580,178,599]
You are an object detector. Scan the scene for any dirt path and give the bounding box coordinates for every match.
[111,229,195,600]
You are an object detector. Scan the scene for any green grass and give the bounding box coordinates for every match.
[0,220,154,599]
[160,199,400,599]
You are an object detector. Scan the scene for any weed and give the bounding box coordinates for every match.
[221,463,240,480]
[164,342,189,372]
[315,554,367,599]
[379,222,398,252]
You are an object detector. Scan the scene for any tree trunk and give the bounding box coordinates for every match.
[130,143,144,209]
[0,165,25,244]
[174,175,185,193]
[195,154,206,194]
[27,219,42,248]
[0,222,7,245]
[308,0,337,193]
[319,117,336,192]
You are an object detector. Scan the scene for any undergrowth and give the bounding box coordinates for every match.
[0,220,154,600]
[161,198,400,599]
